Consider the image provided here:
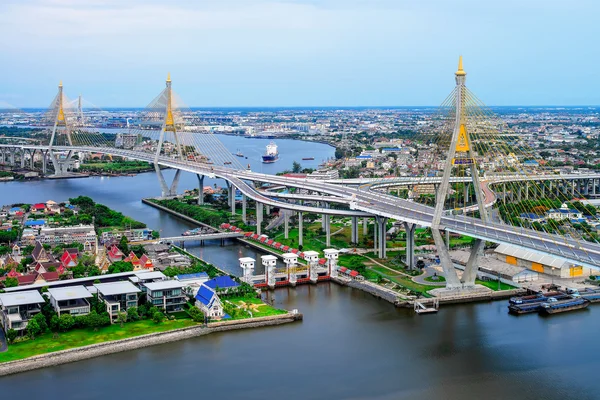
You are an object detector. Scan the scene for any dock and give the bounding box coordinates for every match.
[414,299,439,314]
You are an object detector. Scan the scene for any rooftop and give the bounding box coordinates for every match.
[0,290,45,307]
[176,272,209,281]
[204,276,240,290]
[133,271,166,280]
[144,280,184,291]
[48,285,93,301]
[239,257,255,263]
[94,281,141,296]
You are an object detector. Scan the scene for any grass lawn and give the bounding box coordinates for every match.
[224,296,287,318]
[476,279,517,291]
[0,318,199,363]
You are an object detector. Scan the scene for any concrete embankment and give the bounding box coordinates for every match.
[141,198,219,231]
[0,313,302,377]
[332,277,400,304]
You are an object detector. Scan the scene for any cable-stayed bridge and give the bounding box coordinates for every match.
[2,59,600,291]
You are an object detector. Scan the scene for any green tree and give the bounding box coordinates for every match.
[119,235,129,254]
[152,311,165,324]
[50,314,60,332]
[4,277,18,288]
[6,328,18,344]
[26,318,42,339]
[32,312,48,333]
[127,306,139,322]
[58,314,75,332]
[107,261,134,274]
[116,311,128,327]
[187,306,204,322]
[292,161,301,173]
[21,245,34,256]
[0,245,10,255]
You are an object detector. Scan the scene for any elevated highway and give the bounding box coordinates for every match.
[2,144,600,270]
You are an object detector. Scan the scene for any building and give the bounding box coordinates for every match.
[0,290,45,331]
[47,285,93,317]
[494,243,589,278]
[308,169,340,180]
[101,228,153,243]
[129,270,167,291]
[450,249,539,283]
[194,285,224,319]
[94,281,141,322]
[546,204,584,221]
[175,272,209,291]
[144,280,186,312]
[38,225,97,251]
[519,213,546,223]
[203,276,240,294]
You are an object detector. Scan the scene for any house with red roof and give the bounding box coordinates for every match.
[60,249,79,269]
[17,274,37,286]
[36,271,60,284]
[124,252,141,270]
[32,203,47,213]
[107,245,124,262]
[139,254,154,271]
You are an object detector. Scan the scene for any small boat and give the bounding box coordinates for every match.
[224,161,232,165]
[235,149,244,157]
[302,157,315,160]
[539,297,590,314]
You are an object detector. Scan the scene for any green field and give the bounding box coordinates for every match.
[223,296,288,318]
[476,279,517,291]
[0,319,199,363]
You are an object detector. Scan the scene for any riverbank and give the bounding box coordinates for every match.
[0,313,302,377]
[142,197,224,231]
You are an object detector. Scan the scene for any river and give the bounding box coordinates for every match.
[0,137,598,399]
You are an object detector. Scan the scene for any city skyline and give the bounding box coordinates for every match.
[1,0,599,107]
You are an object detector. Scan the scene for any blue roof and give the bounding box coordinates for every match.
[177,272,209,280]
[382,147,402,151]
[24,220,45,226]
[195,285,216,306]
[9,207,22,212]
[356,155,372,159]
[520,213,543,219]
[204,276,240,290]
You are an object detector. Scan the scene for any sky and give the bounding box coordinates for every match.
[1,0,599,108]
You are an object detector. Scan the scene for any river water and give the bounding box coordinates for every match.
[1,137,599,399]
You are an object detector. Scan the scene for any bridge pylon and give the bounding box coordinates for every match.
[47,81,75,176]
[431,57,488,290]
[154,73,183,197]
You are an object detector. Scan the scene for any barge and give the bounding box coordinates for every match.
[539,297,590,315]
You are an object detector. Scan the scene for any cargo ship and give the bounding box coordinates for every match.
[262,142,279,163]
[302,157,315,160]
[539,297,590,314]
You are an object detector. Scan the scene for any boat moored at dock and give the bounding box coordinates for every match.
[539,297,590,315]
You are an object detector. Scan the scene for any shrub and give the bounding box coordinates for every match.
[152,311,165,324]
